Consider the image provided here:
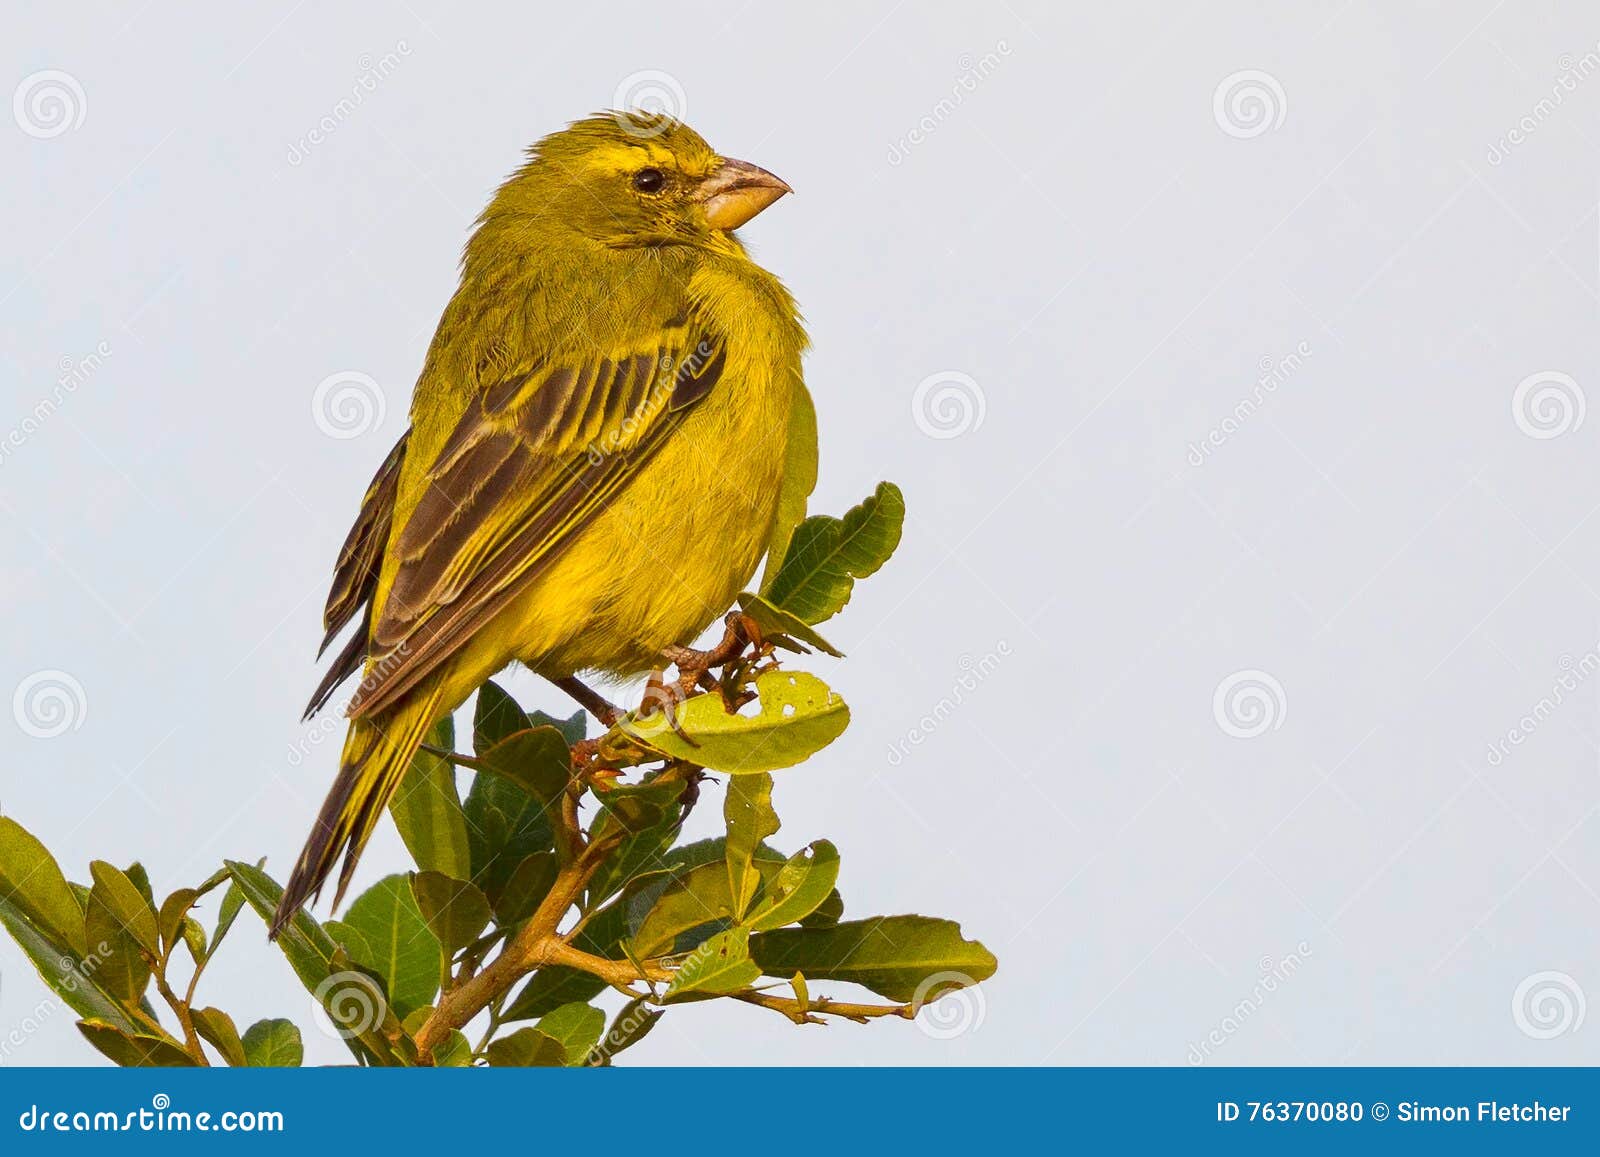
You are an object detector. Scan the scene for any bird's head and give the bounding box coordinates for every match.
[483,112,791,248]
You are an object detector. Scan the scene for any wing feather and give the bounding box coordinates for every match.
[347,320,726,717]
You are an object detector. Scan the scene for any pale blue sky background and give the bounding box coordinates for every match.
[3,1,1599,1064]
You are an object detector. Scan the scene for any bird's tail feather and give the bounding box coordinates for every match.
[270,680,446,938]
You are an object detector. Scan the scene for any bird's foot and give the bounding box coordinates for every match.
[660,612,771,713]
[634,669,696,745]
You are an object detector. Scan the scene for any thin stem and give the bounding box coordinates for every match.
[152,967,209,1065]
[732,991,918,1025]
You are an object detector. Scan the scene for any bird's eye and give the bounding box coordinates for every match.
[632,167,666,193]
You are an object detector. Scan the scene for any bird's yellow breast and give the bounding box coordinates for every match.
[445,252,805,686]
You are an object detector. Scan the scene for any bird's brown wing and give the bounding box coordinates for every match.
[346,319,726,718]
[303,430,410,719]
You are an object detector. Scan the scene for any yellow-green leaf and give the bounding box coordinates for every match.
[241,1018,303,1067]
[77,1019,196,1067]
[725,773,779,920]
[662,927,761,1002]
[617,671,849,774]
[485,1025,567,1066]
[0,817,86,955]
[85,863,156,1002]
[586,997,663,1066]
[157,888,198,956]
[750,916,996,1002]
[745,840,841,932]
[532,1002,605,1065]
[737,591,844,657]
[191,1006,246,1067]
[410,871,492,954]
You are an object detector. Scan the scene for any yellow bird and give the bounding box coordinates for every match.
[272,113,806,936]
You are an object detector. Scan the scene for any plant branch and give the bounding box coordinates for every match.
[152,967,209,1065]
[412,835,613,1060]
[732,990,918,1026]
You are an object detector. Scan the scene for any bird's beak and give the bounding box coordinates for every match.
[698,157,792,231]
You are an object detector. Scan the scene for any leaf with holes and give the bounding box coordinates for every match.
[617,671,848,774]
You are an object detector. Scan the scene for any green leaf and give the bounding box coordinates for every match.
[473,680,529,754]
[191,1006,246,1067]
[223,861,399,1065]
[0,894,142,1033]
[584,779,684,910]
[617,671,849,774]
[241,1018,303,1067]
[749,916,997,1002]
[759,375,819,590]
[533,1002,605,1064]
[88,861,158,956]
[484,1026,567,1067]
[625,840,789,953]
[0,816,87,955]
[85,862,156,1002]
[389,717,472,881]
[737,591,844,657]
[181,917,207,962]
[464,732,559,902]
[338,874,443,1018]
[490,852,558,926]
[208,880,246,961]
[725,773,779,920]
[157,888,198,956]
[764,481,905,624]
[630,862,738,958]
[434,1031,474,1066]
[77,1019,197,1067]
[410,871,492,955]
[801,888,845,928]
[530,708,588,746]
[586,997,663,1066]
[477,726,570,806]
[124,863,154,909]
[662,927,761,1002]
[745,841,841,931]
